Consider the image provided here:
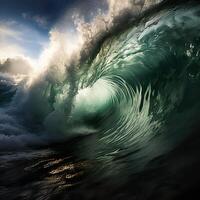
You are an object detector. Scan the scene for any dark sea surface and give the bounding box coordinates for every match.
[1,128,200,200]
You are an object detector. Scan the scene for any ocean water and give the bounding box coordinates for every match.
[0,1,200,199]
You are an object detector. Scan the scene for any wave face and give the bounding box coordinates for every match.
[24,4,200,148]
[1,2,200,155]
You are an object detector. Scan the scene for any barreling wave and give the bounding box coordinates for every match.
[1,1,200,153]
[69,2,200,149]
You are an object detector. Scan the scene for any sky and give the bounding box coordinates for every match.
[0,0,107,62]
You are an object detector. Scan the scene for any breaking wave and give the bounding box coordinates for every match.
[0,1,200,156]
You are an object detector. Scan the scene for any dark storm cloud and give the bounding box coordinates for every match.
[0,0,74,26]
[0,0,107,29]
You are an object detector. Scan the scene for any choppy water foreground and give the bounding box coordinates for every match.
[1,0,200,199]
[1,130,200,200]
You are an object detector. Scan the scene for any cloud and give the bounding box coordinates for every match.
[0,57,33,75]
[0,41,25,60]
[0,20,48,64]
[33,15,48,27]
[0,23,22,40]
[22,13,48,28]
[0,23,25,60]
